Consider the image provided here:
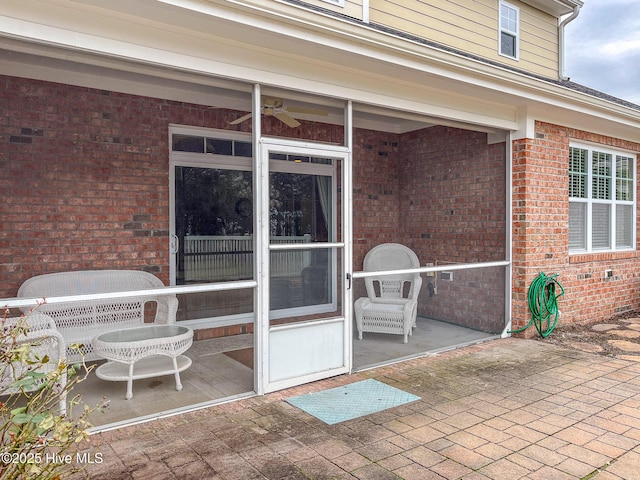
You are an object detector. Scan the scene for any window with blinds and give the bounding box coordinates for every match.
[569,144,636,253]
[499,1,519,59]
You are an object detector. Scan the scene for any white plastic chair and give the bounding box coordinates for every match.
[1,313,68,415]
[354,243,423,343]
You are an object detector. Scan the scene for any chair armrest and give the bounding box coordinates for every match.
[153,294,179,325]
[402,298,418,313]
[21,328,67,363]
[409,276,423,300]
[368,298,412,305]
[14,328,68,415]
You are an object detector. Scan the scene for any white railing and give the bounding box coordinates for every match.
[182,235,312,282]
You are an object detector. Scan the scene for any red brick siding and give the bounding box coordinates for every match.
[399,127,507,262]
[351,126,507,332]
[5,76,638,337]
[1,78,170,294]
[0,75,345,300]
[399,127,507,332]
[511,121,640,336]
[352,128,401,265]
[0,78,207,294]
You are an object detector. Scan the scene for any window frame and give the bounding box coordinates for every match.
[499,1,520,60]
[319,0,345,6]
[569,142,637,254]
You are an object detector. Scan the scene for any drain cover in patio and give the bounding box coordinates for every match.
[285,379,420,425]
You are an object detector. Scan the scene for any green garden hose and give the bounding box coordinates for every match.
[510,272,565,338]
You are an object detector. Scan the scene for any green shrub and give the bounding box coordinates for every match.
[1,308,104,480]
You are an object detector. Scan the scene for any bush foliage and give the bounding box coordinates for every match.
[1,308,102,480]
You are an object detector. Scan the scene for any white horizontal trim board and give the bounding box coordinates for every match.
[2,280,257,310]
[352,260,510,279]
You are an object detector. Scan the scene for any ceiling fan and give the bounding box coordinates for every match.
[230,96,329,128]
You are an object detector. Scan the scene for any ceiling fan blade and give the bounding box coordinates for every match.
[273,112,301,128]
[229,112,253,125]
[285,106,329,116]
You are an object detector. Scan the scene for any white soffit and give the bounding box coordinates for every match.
[1,0,637,137]
[520,0,583,17]
[0,2,520,131]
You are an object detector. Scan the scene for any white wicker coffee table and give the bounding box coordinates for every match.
[93,325,193,400]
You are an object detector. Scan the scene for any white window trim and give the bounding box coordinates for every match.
[499,1,520,60]
[320,0,345,7]
[569,142,637,254]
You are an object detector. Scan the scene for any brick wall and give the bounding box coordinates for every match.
[352,128,402,265]
[511,121,640,336]
[5,76,637,336]
[399,126,507,332]
[351,126,508,332]
[0,76,239,297]
[399,127,507,263]
[0,78,163,296]
[0,75,345,300]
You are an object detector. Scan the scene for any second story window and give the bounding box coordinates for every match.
[499,1,519,59]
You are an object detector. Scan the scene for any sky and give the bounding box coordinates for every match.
[564,0,640,105]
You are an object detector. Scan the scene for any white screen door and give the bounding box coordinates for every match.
[259,139,351,393]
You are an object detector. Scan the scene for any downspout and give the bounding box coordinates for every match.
[558,5,581,80]
[501,130,513,338]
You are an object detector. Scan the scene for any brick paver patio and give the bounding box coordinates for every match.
[73,338,640,479]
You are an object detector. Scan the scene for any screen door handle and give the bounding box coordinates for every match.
[170,234,179,254]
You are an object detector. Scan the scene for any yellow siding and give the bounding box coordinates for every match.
[369,0,559,78]
[297,0,365,21]
[520,3,558,73]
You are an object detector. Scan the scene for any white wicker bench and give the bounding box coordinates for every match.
[17,270,178,363]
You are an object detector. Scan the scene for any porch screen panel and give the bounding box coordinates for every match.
[266,149,341,324]
[269,247,339,313]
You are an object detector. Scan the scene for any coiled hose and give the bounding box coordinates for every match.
[510,272,564,338]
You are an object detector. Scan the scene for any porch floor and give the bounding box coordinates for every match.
[74,317,496,429]
[353,317,497,370]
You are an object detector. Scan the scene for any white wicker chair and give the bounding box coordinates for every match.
[354,243,423,343]
[1,313,68,415]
